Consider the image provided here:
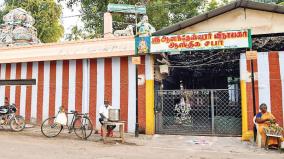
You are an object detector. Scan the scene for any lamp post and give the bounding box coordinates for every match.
[251,59,257,142]
[134,2,141,138]
[135,61,139,137]
[246,50,257,142]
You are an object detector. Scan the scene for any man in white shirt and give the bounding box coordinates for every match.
[99,100,116,136]
[99,100,113,119]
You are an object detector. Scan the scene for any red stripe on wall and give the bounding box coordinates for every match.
[37,62,44,123]
[49,61,57,117]
[25,62,33,122]
[0,65,0,102]
[75,60,83,113]
[0,65,1,104]
[89,59,97,127]
[5,64,11,101]
[120,57,128,131]
[15,63,22,116]
[62,60,69,111]
[138,56,146,133]
[104,58,112,103]
[246,59,259,130]
[269,52,283,127]
[0,65,1,103]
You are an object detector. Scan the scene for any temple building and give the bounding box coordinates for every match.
[0,0,283,137]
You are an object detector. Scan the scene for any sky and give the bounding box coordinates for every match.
[59,1,83,37]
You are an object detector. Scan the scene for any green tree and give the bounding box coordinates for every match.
[206,0,231,12]
[62,0,233,39]
[148,0,207,31]
[277,0,284,5]
[2,0,64,43]
[66,25,86,41]
[60,0,208,38]
[206,0,219,11]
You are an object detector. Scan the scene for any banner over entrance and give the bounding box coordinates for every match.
[150,30,252,53]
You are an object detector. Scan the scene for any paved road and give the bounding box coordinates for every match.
[0,128,282,159]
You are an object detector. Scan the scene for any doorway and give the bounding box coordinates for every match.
[154,49,243,136]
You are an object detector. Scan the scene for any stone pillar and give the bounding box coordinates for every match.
[104,12,113,38]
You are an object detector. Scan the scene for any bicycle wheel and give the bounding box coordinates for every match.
[41,117,63,138]
[73,116,93,139]
[10,115,25,132]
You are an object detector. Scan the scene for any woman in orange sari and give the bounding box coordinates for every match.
[256,103,283,148]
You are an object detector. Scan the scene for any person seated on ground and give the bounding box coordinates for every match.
[99,100,116,137]
[255,103,284,148]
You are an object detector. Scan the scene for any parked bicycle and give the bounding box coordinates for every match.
[41,107,93,139]
[0,97,25,131]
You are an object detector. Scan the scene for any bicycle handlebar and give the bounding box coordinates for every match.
[57,109,89,116]
[65,112,88,116]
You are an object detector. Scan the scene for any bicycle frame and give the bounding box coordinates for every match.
[64,112,88,133]
[66,112,76,133]
[41,109,92,139]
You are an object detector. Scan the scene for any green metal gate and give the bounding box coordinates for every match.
[155,89,242,136]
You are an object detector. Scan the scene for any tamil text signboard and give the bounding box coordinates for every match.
[150,30,252,53]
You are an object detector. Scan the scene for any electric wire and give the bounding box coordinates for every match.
[61,1,195,19]
[169,51,225,65]
[156,58,240,68]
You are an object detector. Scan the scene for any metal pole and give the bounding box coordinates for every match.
[211,90,215,135]
[251,59,257,142]
[135,13,138,34]
[134,4,139,138]
[135,64,139,137]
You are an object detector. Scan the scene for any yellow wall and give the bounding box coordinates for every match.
[145,55,155,135]
[146,80,155,134]
[241,80,252,140]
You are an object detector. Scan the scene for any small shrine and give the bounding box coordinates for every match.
[0,8,40,47]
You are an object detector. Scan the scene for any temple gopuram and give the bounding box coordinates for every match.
[0,8,40,47]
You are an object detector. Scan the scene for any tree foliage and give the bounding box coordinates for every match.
[1,0,64,43]
[60,0,234,39]
[66,25,87,41]
[206,0,219,11]
[277,0,284,5]
[59,0,212,38]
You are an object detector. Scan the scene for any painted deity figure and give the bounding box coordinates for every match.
[138,37,149,54]
[174,96,192,126]
[137,15,156,36]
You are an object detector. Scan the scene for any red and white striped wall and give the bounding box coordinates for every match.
[240,51,284,131]
[0,55,152,133]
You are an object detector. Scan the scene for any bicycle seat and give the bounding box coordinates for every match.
[70,110,78,113]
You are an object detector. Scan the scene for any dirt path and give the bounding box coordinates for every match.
[0,128,282,159]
